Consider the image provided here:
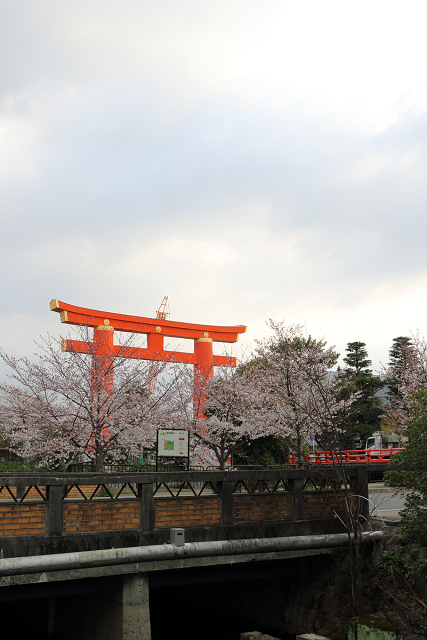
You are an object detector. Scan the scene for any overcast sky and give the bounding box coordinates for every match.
[1,0,427,376]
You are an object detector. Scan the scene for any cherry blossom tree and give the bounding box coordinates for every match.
[256,320,367,615]
[254,321,357,466]
[382,331,427,434]
[0,328,178,471]
[171,363,270,470]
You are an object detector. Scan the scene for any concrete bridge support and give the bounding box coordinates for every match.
[53,573,151,640]
[122,574,151,640]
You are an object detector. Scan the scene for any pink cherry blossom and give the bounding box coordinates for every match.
[0,327,179,470]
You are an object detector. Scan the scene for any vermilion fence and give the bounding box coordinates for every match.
[284,448,405,465]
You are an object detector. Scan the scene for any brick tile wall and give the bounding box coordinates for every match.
[234,494,293,523]
[155,497,221,528]
[0,504,46,536]
[303,490,354,519]
[0,487,355,538]
[63,501,139,533]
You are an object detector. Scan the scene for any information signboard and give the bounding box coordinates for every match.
[157,429,189,458]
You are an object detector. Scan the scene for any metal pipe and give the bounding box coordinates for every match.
[0,531,383,576]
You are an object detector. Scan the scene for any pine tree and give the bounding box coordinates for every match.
[343,341,372,374]
[386,336,413,399]
[339,341,383,444]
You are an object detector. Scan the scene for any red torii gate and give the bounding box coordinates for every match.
[50,300,247,406]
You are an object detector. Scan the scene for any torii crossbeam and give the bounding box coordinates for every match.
[50,300,247,404]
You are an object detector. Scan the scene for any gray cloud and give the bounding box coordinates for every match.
[1,0,427,379]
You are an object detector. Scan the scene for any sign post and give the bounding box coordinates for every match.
[156,429,190,470]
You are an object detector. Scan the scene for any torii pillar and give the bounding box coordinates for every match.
[50,300,246,411]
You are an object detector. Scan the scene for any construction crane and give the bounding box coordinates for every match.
[147,296,170,395]
[155,296,170,322]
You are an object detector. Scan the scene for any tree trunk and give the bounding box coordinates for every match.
[297,432,304,468]
[94,443,104,472]
[354,529,364,615]
[219,439,226,470]
[348,531,357,616]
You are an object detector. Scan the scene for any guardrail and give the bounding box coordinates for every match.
[284,448,404,465]
[66,463,206,473]
[67,451,404,474]
[67,463,276,473]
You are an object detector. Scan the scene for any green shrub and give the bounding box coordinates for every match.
[385,388,427,545]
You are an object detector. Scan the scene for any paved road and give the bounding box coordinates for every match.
[368,486,407,521]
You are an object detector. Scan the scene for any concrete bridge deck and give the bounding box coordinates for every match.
[0,467,371,639]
